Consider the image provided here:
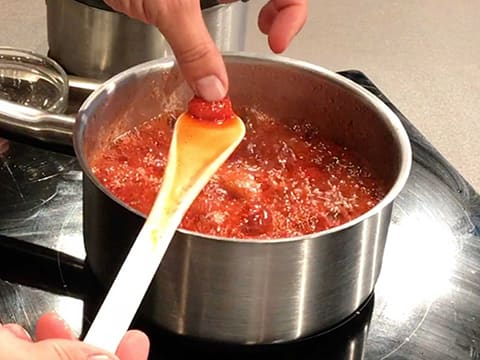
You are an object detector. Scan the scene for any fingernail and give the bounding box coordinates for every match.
[3,323,32,341]
[3,324,32,341]
[195,75,226,101]
[88,355,118,360]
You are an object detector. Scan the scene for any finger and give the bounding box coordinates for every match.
[115,330,150,360]
[34,339,119,360]
[0,330,109,360]
[0,329,34,358]
[103,0,145,22]
[156,1,228,101]
[35,312,77,341]
[258,1,277,35]
[0,138,9,156]
[1,323,32,341]
[259,0,308,53]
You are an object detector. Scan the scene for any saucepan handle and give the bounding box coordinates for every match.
[69,75,103,93]
[0,75,102,151]
[0,98,76,146]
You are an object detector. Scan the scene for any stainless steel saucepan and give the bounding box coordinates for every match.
[0,53,412,344]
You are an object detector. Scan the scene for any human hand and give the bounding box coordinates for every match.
[0,312,150,360]
[103,0,307,101]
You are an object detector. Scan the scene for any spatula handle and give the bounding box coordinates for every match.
[82,219,178,352]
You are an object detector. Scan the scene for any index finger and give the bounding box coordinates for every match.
[35,312,77,341]
[155,0,229,101]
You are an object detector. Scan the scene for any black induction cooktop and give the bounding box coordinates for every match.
[0,71,478,360]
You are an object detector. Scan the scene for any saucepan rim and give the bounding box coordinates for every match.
[75,52,412,244]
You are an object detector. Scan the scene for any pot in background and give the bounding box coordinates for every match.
[46,0,249,79]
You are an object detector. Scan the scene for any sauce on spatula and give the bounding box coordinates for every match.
[83,96,246,352]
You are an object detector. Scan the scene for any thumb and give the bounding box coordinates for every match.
[156,1,228,101]
[34,338,119,360]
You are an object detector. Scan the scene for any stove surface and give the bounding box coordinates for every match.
[0,71,478,359]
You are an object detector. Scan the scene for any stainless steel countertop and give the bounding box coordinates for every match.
[1,0,479,190]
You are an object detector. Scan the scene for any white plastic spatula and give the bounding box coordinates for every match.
[83,97,245,352]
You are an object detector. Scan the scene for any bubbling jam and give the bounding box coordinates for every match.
[91,108,386,239]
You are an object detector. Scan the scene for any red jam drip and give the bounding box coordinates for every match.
[91,107,386,239]
[187,96,234,123]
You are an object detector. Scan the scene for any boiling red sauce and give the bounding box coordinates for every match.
[91,108,386,239]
